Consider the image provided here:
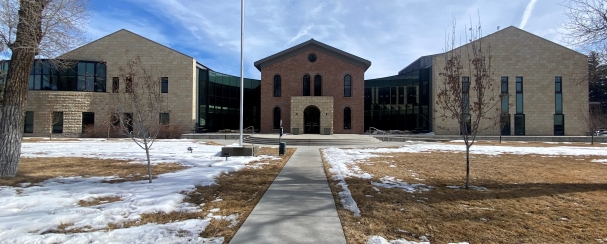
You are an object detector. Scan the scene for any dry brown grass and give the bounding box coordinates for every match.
[444,140,607,147]
[102,147,294,241]
[323,146,607,243]
[78,196,123,207]
[0,157,187,187]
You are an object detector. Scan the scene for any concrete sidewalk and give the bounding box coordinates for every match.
[230,147,346,244]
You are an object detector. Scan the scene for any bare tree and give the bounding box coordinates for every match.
[562,0,607,56]
[435,18,501,189]
[0,0,88,177]
[112,56,165,183]
[579,102,607,145]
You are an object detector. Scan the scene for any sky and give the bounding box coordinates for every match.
[85,0,572,79]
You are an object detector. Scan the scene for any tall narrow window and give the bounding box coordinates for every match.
[500,77,510,135]
[344,107,351,129]
[52,112,63,133]
[314,75,322,96]
[82,112,94,133]
[273,75,281,97]
[125,77,133,93]
[24,111,34,133]
[159,113,170,125]
[303,75,310,96]
[554,76,564,135]
[161,77,168,93]
[112,77,119,93]
[514,76,525,135]
[124,113,133,133]
[344,75,352,97]
[273,107,281,129]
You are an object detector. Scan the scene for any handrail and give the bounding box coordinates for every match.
[369,127,387,141]
[244,126,254,135]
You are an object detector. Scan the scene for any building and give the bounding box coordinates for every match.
[0,26,588,137]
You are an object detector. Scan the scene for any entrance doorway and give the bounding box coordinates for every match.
[304,106,320,134]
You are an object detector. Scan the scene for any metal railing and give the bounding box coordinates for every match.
[244,126,254,135]
[368,127,387,141]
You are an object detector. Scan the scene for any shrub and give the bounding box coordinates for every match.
[157,124,184,139]
[82,125,124,138]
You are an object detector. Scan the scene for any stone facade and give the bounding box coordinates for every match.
[431,26,588,136]
[256,41,368,134]
[24,29,198,137]
[290,96,334,135]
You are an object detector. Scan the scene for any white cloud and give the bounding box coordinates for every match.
[519,0,539,29]
[85,0,572,79]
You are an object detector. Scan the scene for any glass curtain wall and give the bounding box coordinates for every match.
[364,67,431,132]
[1,60,106,92]
[197,68,260,132]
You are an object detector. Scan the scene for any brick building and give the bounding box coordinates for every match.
[0,26,589,137]
[253,39,371,134]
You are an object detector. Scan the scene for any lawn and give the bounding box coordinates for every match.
[0,139,293,243]
[322,141,607,244]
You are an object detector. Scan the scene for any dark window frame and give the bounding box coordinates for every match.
[273,107,281,129]
[125,77,133,93]
[314,75,322,96]
[344,107,352,129]
[82,112,95,133]
[159,113,170,125]
[24,111,34,133]
[273,75,281,97]
[344,75,352,97]
[161,77,168,93]
[52,111,63,133]
[303,75,310,96]
[112,77,119,93]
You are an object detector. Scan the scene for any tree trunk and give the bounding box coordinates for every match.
[499,134,502,143]
[465,145,470,189]
[144,139,152,183]
[0,0,47,177]
[591,133,594,145]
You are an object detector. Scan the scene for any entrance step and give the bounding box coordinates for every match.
[243,134,382,146]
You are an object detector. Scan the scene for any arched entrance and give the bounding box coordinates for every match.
[304,106,321,134]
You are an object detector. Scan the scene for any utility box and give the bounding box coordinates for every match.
[279,142,286,155]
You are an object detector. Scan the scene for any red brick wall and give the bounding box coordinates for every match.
[259,49,365,134]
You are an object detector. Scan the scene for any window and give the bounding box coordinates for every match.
[344,107,351,129]
[125,77,133,93]
[159,113,170,125]
[501,77,509,113]
[314,75,322,96]
[52,112,63,133]
[555,77,563,114]
[500,77,510,135]
[161,77,168,93]
[516,77,523,114]
[82,112,94,133]
[406,86,417,104]
[124,113,133,133]
[462,77,470,113]
[303,75,310,96]
[24,111,34,133]
[308,53,317,62]
[112,77,119,93]
[344,75,352,97]
[555,77,564,135]
[515,76,524,135]
[273,75,281,97]
[273,107,281,129]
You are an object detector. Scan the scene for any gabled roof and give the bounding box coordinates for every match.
[254,39,371,71]
[60,29,193,60]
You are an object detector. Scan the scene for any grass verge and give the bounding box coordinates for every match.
[0,157,186,187]
[322,143,607,243]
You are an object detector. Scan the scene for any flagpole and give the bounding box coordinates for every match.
[239,0,245,146]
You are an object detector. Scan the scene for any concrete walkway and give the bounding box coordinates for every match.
[230,147,346,244]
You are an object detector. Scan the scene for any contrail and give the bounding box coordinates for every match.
[519,0,539,29]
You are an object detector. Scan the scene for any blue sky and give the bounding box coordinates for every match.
[86,0,570,79]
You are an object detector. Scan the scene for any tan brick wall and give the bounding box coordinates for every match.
[259,49,365,134]
[432,27,588,136]
[23,30,198,137]
[290,96,334,134]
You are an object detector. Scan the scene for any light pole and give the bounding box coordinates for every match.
[239,0,245,146]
